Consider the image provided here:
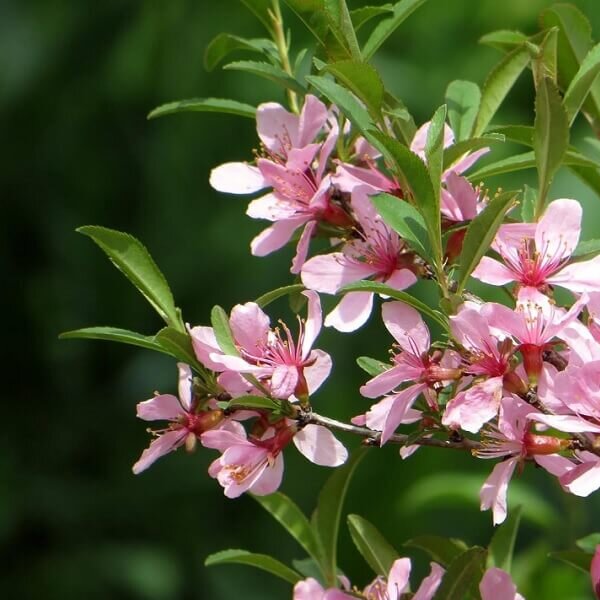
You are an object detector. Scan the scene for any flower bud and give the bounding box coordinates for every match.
[523,432,569,455]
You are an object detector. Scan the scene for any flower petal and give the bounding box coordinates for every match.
[471,256,517,286]
[413,562,445,600]
[301,253,377,294]
[177,363,193,411]
[304,349,332,395]
[291,220,317,274]
[480,458,518,525]
[480,568,522,600]
[210,162,266,193]
[229,302,270,353]
[251,217,308,256]
[293,424,348,466]
[271,364,299,399]
[132,429,186,474]
[136,394,184,422]
[324,291,374,332]
[382,302,430,354]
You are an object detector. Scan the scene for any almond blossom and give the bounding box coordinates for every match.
[301,187,417,332]
[472,198,600,293]
[132,363,225,474]
[480,568,525,600]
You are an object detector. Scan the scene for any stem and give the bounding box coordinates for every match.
[270,0,299,114]
[307,411,483,452]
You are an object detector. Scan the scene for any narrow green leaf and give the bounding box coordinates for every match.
[240,0,274,32]
[521,185,537,222]
[204,34,277,71]
[564,43,600,125]
[313,448,367,586]
[77,226,181,329]
[368,131,442,265]
[350,5,393,30]
[404,535,468,567]
[356,356,389,377]
[255,284,306,308]
[573,239,600,259]
[425,105,447,213]
[532,28,558,88]
[324,0,362,60]
[487,505,522,572]
[370,193,430,259]
[473,45,530,136]
[282,0,329,48]
[154,327,202,369]
[223,60,306,94]
[569,163,600,199]
[549,550,592,574]
[455,190,518,294]
[339,281,448,330]
[325,60,384,118]
[362,0,427,60]
[534,77,569,210]
[479,30,528,53]
[59,326,164,353]
[292,558,325,581]
[210,305,240,356]
[487,124,533,146]
[225,395,281,411]
[576,533,600,554]
[445,80,481,141]
[433,547,487,600]
[347,514,399,576]
[204,549,301,585]
[383,91,418,144]
[306,75,376,140]
[442,135,503,174]
[254,493,324,566]
[148,97,256,120]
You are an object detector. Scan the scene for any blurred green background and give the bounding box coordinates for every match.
[5,0,600,598]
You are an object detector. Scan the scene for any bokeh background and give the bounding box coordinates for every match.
[5,0,600,598]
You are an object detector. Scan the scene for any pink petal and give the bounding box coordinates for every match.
[547,255,600,292]
[209,353,266,374]
[527,413,600,433]
[382,302,430,355]
[324,291,374,332]
[247,193,298,221]
[301,290,322,359]
[446,147,489,177]
[301,253,377,294]
[293,578,326,600]
[471,256,517,286]
[450,308,494,354]
[293,424,348,466]
[217,371,254,397]
[360,363,422,398]
[480,568,521,600]
[257,102,300,153]
[536,198,581,260]
[534,454,575,478]
[291,220,317,274]
[561,458,600,497]
[410,122,454,159]
[248,452,284,496]
[480,458,518,525]
[443,171,479,220]
[132,429,187,474]
[177,363,193,411]
[386,557,412,600]
[250,217,308,256]
[209,162,266,193]
[201,423,247,451]
[384,268,418,291]
[189,325,224,370]
[304,349,332,395]
[136,394,184,422]
[271,364,299,399]
[229,302,270,353]
[298,94,328,146]
[378,384,426,445]
[413,562,445,600]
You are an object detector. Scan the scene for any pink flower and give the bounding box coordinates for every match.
[441,171,486,223]
[301,187,417,332]
[472,199,600,293]
[293,578,353,600]
[191,291,332,401]
[480,568,525,600]
[132,363,224,474]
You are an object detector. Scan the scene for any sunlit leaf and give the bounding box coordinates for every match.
[148,98,257,120]
[350,4,393,30]
[210,305,239,356]
[479,30,528,53]
[564,42,600,125]
[204,34,277,71]
[223,60,306,94]
[255,284,306,308]
[445,80,481,141]
[59,326,164,353]
[154,327,203,370]
[347,514,399,576]
[356,356,389,376]
[521,185,536,222]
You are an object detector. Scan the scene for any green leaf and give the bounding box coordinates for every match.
[325,60,384,118]
[59,326,165,353]
[147,97,257,120]
[313,448,367,586]
[356,356,389,377]
[479,30,528,53]
[425,104,447,213]
[487,124,533,146]
[224,395,280,411]
[368,131,442,265]
[306,75,377,141]
[442,134,504,174]
[350,4,393,30]
[487,505,522,573]
[445,80,481,141]
[154,327,202,369]
[576,533,600,554]
[204,549,301,585]
[282,0,329,49]
[521,185,536,222]
[473,45,531,136]
[569,163,600,199]
[223,60,306,94]
[541,3,600,134]
[573,238,600,259]
[339,281,448,330]
[532,28,558,88]
[370,193,431,259]
[292,558,325,581]
[210,305,240,356]
[254,493,324,566]
[347,514,399,576]
[404,535,468,567]
[564,43,600,125]
[255,284,306,308]
[534,77,569,210]
[432,547,487,600]
[240,0,274,32]
[203,34,277,71]
[455,190,518,294]
[324,0,362,60]
[77,226,181,329]
[362,0,427,60]
[549,550,592,574]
